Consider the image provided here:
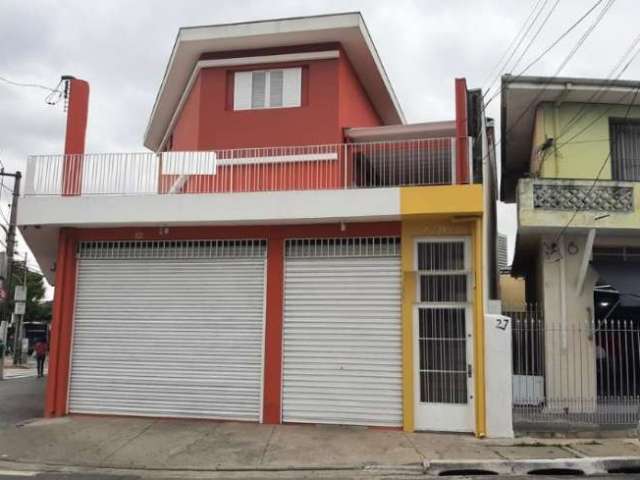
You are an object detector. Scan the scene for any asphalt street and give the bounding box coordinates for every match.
[0,474,636,479]
[0,376,45,428]
[0,474,137,480]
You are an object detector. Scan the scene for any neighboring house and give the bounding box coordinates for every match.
[19,13,504,436]
[501,74,640,421]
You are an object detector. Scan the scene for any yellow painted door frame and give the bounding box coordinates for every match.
[400,217,486,437]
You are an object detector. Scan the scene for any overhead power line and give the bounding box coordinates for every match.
[553,33,640,143]
[483,0,610,109]
[0,75,57,92]
[469,0,616,192]
[482,0,550,98]
[0,74,65,105]
[556,86,638,149]
[481,0,546,89]
[518,0,611,77]
[490,0,616,147]
[508,0,562,75]
[553,85,640,245]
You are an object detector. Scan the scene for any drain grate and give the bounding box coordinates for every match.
[438,469,498,476]
[608,465,640,474]
[527,468,585,476]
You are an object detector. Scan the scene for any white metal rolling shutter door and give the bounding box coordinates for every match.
[68,240,266,421]
[282,237,402,426]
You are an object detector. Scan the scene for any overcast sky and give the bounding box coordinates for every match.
[1,0,640,288]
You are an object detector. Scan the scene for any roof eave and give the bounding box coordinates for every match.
[143,12,405,152]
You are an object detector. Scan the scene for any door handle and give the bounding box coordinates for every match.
[467,364,472,378]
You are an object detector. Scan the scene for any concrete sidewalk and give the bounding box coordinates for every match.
[0,416,639,473]
[2,356,48,380]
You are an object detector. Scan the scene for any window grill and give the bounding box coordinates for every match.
[415,239,471,406]
[285,237,400,257]
[77,239,267,259]
[610,118,640,181]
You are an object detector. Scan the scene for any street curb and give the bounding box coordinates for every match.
[0,459,425,479]
[1,456,639,478]
[423,455,640,476]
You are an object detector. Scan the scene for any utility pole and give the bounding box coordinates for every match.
[0,170,22,364]
[16,252,27,365]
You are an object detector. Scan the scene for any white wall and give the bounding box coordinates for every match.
[484,300,514,438]
[19,189,400,227]
[540,233,598,412]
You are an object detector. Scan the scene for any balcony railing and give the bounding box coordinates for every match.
[25,138,472,197]
[530,178,635,213]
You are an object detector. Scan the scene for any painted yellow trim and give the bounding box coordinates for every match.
[400,218,483,434]
[400,184,483,216]
[401,238,415,432]
[472,217,486,437]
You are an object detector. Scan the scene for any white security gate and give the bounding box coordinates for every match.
[68,240,266,420]
[282,237,402,426]
[413,237,474,432]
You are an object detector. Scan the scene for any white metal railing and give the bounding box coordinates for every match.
[507,304,640,429]
[25,138,467,196]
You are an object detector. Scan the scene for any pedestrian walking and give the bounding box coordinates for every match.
[34,338,47,378]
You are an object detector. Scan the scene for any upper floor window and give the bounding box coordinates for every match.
[233,68,302,111]
[610,118,640,181]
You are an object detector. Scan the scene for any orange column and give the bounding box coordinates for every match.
[62,78,90,196]
[45,229,78,416]
[262,236,285,423]
[455,78,469,184]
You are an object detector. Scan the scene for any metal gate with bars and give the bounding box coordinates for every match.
[508,305,640,430]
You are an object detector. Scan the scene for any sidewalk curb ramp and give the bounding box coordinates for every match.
[423,456,640,476]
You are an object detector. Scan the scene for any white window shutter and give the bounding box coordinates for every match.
[269,70,284,107]
[233,72,252,110]
[251,71,266,109]
[282,68,302,107]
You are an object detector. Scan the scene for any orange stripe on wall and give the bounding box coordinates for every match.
[45,230,68,416]
[62,79,89,196]
[56,233,78,415]
[45,228,78,416]
[455,78,469,185]
[263,237,284,423]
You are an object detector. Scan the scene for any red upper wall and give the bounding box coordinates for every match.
[172,75,202,150]
[338,54,381,131]
[168,44,382,151]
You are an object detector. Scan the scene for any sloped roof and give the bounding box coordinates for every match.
[144,12,405,151]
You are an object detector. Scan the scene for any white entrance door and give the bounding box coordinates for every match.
[413,237,474,432]
[68,239,266,421]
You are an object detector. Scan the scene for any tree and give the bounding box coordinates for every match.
[9,261,51,323]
